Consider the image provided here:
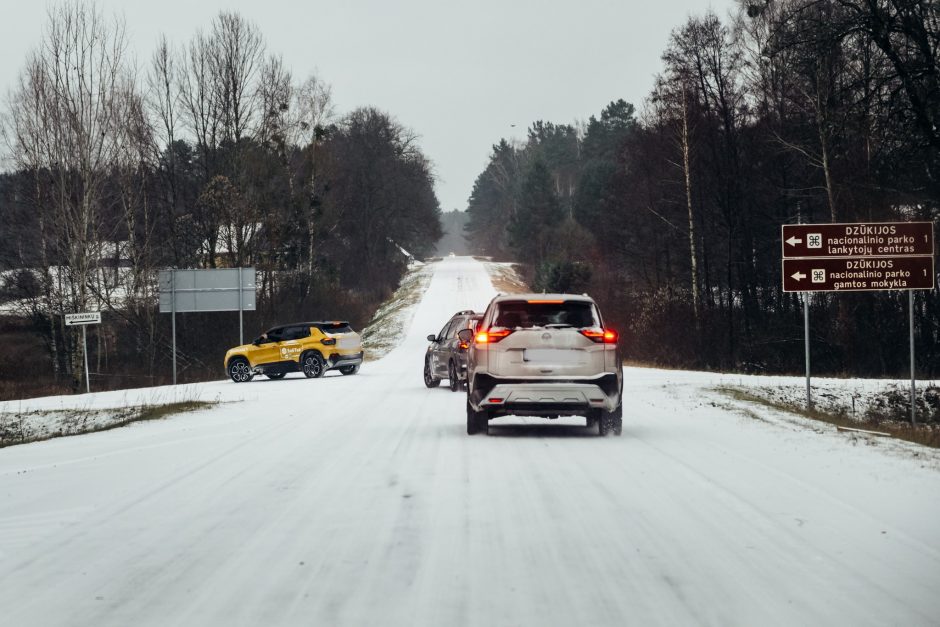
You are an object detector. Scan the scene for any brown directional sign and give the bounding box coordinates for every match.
[781,222,934,258]
[782,256,935,292]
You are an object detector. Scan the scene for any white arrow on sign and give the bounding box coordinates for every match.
[791,272,807,282]
[786,236,802,247]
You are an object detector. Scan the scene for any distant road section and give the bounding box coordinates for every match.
[433,210,471,256]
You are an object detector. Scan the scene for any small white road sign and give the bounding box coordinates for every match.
[65,312,101,326]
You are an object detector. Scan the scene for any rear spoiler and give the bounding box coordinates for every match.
[315,321,352,331]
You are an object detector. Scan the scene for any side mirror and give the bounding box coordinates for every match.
[252,337,262,346]
[427,334,437,342]
[457,329,473,342]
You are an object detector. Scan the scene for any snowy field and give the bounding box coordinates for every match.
[0,256,938,626]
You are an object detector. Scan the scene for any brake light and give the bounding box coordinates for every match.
[321,338,337,346]
[474,328,513,344]
[527,299,564,304]
[580,328,618,344]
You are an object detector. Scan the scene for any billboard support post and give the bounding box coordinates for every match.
[159,268,256,385]
[804,294,811,410]
[910,290,916,426]
[172,271,177,386]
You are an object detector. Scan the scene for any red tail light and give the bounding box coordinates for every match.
[580,328,618,344]
[474,328,513,344]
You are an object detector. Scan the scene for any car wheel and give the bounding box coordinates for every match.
[423,355,441,388]
[448,361,460,392]
[301,353,325,379]
[598,406,623,437]
[612,403,623,436]
[339,365,359,375]
[466,399,488,435]
[265,372,287,380]
[228,358,253,383]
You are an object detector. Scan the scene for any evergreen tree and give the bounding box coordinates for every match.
[508,159,564,265]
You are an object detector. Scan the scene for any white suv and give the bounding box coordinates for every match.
[459,294,623,436]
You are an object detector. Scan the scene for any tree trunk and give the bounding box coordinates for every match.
[681,86,701,325]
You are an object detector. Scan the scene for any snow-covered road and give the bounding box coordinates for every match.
[1,257,939,626]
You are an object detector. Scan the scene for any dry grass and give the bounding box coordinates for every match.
[716,386,940,449]
[484,262,529,294]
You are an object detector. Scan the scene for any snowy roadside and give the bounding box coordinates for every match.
[622,366,940,467]
[0,379,249,447]
[715,378,940,425]
[0,399,217,448]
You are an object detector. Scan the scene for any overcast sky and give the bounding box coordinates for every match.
[0,0,738,213]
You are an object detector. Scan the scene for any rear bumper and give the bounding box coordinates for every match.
[470,380,620,417]
[327,351,363,369]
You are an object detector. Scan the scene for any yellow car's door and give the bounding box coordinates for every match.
[277,325,308,363]
[252,327,286,365]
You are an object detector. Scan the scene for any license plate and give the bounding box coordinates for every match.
[337,336,360,349]
[523,349,580,365]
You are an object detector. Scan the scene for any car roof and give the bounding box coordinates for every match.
[490,293,595,304]
[269,321,351,330]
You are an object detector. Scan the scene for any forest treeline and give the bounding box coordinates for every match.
[0,3,441,398]
[466,0,940,377]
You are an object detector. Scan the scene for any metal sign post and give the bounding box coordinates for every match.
[804,294,811,409]
[782,221,935,421]
[910,290,916,426]
[65,312,102,394]
[172,271,177,386]
[159,268,256,385]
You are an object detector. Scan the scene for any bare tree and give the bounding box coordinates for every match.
[209,11,265,148]
[147,35,184,264]
[179,28,221,177]
[2,1,138,387]
[292,75,335,273]
[256,54,292,151]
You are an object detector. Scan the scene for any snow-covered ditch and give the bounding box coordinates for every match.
[0,386,227,447]
[0,401,218,448]
[717,378,940,425]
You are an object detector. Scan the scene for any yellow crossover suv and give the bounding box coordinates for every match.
[225,321,363,382]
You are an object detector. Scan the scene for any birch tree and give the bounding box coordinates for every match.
[2,1,138,387]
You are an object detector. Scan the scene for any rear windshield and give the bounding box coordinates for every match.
[315,322,354,334]
[491,300,601,330]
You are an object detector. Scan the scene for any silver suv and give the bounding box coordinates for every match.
[459,294,623,436]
